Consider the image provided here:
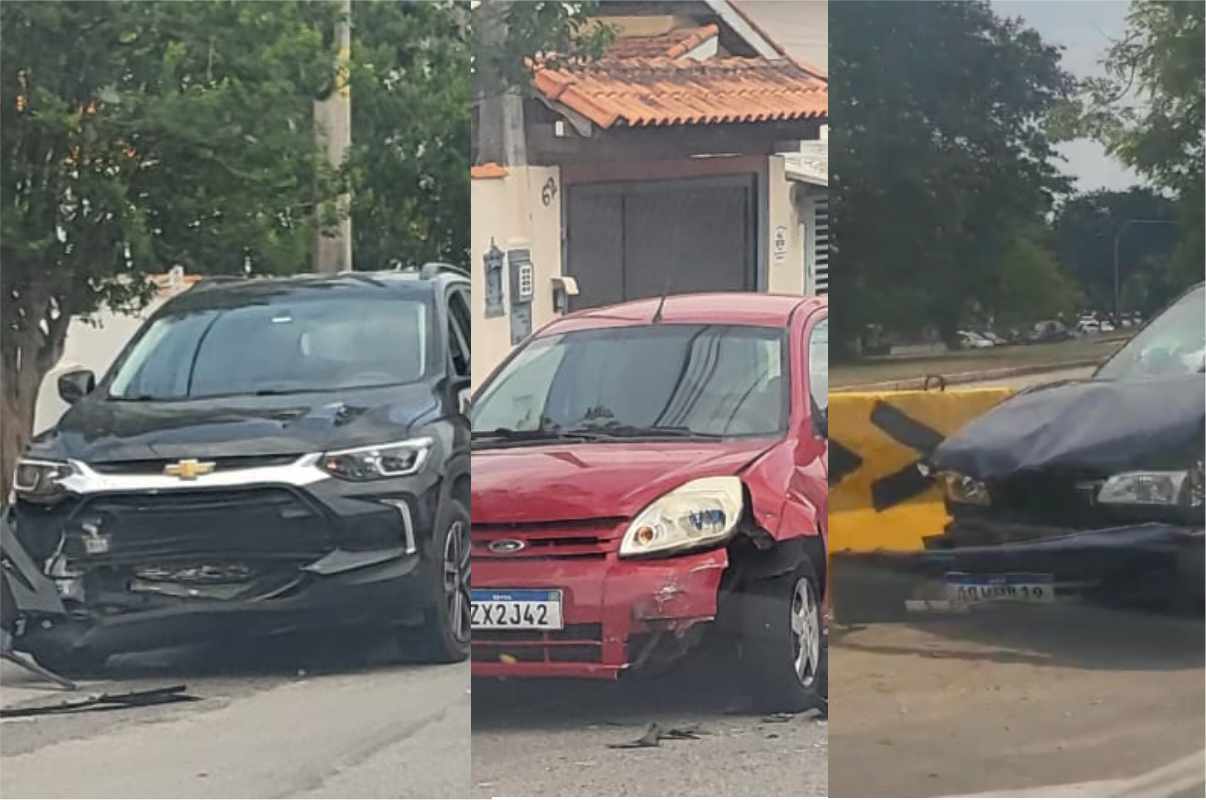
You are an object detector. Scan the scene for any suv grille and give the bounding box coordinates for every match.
[472,518,626,560]
[89,455,301,475]
[65,488,333,565]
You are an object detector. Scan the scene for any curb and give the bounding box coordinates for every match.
[833,358,1103,393]
[956,750,1206,798]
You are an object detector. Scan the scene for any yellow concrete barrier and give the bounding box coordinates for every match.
[829,388,1013,552]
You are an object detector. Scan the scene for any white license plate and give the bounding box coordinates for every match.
[470,589,563,630]
[944,572,1055,606]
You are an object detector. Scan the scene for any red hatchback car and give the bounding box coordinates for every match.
[469,292,828,711]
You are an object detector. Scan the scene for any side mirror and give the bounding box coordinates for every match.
[58,369,96,405]
[451,377,472,416]
[813,406,828,439]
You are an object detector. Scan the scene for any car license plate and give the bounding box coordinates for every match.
[944,572,1055,606]
[470,589,563,630]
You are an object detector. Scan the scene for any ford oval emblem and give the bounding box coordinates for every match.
[488,539,526,554]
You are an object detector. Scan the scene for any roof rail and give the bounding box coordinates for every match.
[419,262,469,279]
[190,275,251,290]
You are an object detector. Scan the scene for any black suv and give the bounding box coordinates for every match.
[2,265,473,673]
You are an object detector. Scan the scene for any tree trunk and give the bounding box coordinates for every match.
[1,294,71,501]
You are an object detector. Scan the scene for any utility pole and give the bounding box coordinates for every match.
[314,0,352,274]
[1112,218,1177,322]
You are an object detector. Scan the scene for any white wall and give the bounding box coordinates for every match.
[470,165,564,385]
[33,299,169,434]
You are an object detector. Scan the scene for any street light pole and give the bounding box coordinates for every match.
[1112,218,1177,322]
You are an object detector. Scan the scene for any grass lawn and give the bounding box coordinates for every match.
[831,334,1129,388]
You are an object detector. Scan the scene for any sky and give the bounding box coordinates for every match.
[993,0,1144,193]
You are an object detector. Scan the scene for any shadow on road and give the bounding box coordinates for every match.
[471,642,816,732]
[831,602,1204,672]
[5,626,430,688]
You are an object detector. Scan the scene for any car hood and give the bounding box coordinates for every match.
[932,374,1206,481]
[30,383,440,463]
[472,438,779,523]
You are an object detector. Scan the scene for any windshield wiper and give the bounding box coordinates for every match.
[472,427,599,444]
[561,424,724,439]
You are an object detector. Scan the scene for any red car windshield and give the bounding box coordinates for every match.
[472,324,788,438]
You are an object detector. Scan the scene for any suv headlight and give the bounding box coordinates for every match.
[319,438,433,481]
[13,459,77,503]
[939,471,991,506]
[1098,461,1204,508]
[619,476,743,558]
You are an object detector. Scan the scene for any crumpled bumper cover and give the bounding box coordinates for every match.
[2,512,425,656]
[833,522,1205,616]
[471,548,728,679]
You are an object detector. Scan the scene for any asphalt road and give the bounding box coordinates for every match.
[0,629,470,799]
[830,364,1205,797]
[471,645,827,797]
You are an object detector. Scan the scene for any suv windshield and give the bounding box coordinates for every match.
[472,324,787,438]
[1095,285,1204,381]
[109,296,429,399]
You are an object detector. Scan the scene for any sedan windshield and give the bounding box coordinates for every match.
[1095,285,1205,381]
[109,296,429,399]
[472,324,787,438]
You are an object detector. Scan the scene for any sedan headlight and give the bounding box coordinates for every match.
[939,471,991,506]
[13,459,77,503]
[319,438,433,481]
[619,476,743,558]
[1098,461,1204,508]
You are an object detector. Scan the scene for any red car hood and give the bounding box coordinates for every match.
[472,438,779,524]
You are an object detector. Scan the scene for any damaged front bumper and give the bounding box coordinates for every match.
[833,522,1205,620]
[3,513,427,658]
[1,474,441,660]
[471,548,728,679]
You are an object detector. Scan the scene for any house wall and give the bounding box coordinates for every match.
[470,164,563,388]
[470,154,814,380]
[766,154,807,295]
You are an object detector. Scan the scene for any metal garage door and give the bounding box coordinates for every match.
[565,175,758,311]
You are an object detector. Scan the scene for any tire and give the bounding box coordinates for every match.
[743,557,827,714]
[400,498,471,663]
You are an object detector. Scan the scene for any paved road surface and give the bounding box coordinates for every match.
[830,363,1204,796]
[471,645,827,797]
[1,630,469,798]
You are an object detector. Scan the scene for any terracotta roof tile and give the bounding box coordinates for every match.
[606,24,719,59]
[471,162,509,179]
[533,56,828,129]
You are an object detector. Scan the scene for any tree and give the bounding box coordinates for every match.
[471,1,612,165]
[829,1,1075,358]
[1090,2,1204,288]
[1,1,343,496]
[347,1,470,268]
[1050,188,1179,313]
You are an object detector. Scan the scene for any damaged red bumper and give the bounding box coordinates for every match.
[471,548,728,679]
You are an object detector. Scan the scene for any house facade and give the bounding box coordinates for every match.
[471,0,829,382]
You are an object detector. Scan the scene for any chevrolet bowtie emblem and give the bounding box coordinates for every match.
[163,458,216,480]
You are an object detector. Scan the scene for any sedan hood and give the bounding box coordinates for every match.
[932,374,1206,481]
[31,384,439,463]
[472,438,778,523]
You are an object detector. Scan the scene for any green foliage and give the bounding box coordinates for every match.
[829,1,1075,357]
[348,0,470,268]
[996,231,1082,328]
[473,1,614,91]
[1079,2,1204,287]
[1050,188,1180,314]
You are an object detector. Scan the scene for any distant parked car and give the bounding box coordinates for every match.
[1076,319,1101,334]
[957,331,994,350]
[1026,320,1076,344]
[979,331,1008,346]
